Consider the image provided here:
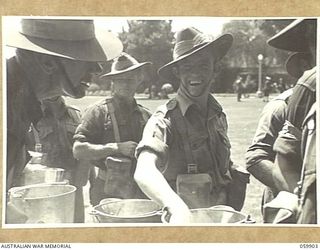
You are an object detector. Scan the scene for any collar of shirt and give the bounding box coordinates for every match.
[112,94,140,114]
[176,91,223,118]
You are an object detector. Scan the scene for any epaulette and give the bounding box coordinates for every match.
[156,98,178,116]
[166,98,178,111]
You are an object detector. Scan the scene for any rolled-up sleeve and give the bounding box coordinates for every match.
[136,110,171,167]
[73,104,105,144]
[245,100,287,169]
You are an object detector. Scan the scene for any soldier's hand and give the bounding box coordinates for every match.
[165,204,192,224]
[117,141,138,158]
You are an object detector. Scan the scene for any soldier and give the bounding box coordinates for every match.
[73,53,152,205]
[25,96,91,223]
[233,76,244,102]
[262,76,272,102]
[5,18,122,223]
[245,52,312,222]
[134,27,249,223]
[259,19,316,223]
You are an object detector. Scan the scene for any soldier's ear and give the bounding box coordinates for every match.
[35,54,59,75]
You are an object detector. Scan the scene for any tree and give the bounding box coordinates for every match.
[119,20,175,93]
[215,19,295,92]
[222,19,293,68]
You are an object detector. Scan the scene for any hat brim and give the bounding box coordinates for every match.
[285,52,312,79]
[267,19,310,52]
[5,27,123,62]
[101,61,152,78]
[158,33,233,83]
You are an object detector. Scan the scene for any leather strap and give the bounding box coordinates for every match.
[106,99,121,143]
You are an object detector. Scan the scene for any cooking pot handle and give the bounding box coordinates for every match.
[154,209,164,216]
[8,187,28,199]
[160,207,171,223]
[241,215,256,224]
[89,210,101,223]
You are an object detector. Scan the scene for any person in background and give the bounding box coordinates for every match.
[262,76,272,102]
[233,76,244,102]
[276,78,286,93]
[134,27,249,223]
[73,53,152,205]
[5,18,122,223]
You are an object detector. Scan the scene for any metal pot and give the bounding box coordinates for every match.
[8,184,76,224]
[20,162,65,186]
[91,199,163,223]
[161,205,254,224]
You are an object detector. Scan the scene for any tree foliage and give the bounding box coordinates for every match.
[214,19,295,92]
[119,20,175,92]
[222,19,294,68]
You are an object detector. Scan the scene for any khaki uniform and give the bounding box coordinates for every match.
[297,103,316,224]
[136,94,240,209]
[74,95,151,205]
[28,98,88,223]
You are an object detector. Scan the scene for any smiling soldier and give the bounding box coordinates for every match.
[134,27,249,223]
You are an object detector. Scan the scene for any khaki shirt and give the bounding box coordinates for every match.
[246,89,292,169]
[34,101,81,170]
[286,67,316,129]
[74,95,151,169]
[136,94,232,190]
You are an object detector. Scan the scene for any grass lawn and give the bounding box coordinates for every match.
[66,93,269,223]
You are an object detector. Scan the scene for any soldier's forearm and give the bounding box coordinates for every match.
[72,141,119,160]
[134,151,188,211]
[248,159,290,193]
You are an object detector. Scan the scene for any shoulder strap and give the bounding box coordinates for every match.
[171,100,197,173]
[106,99,121,143]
